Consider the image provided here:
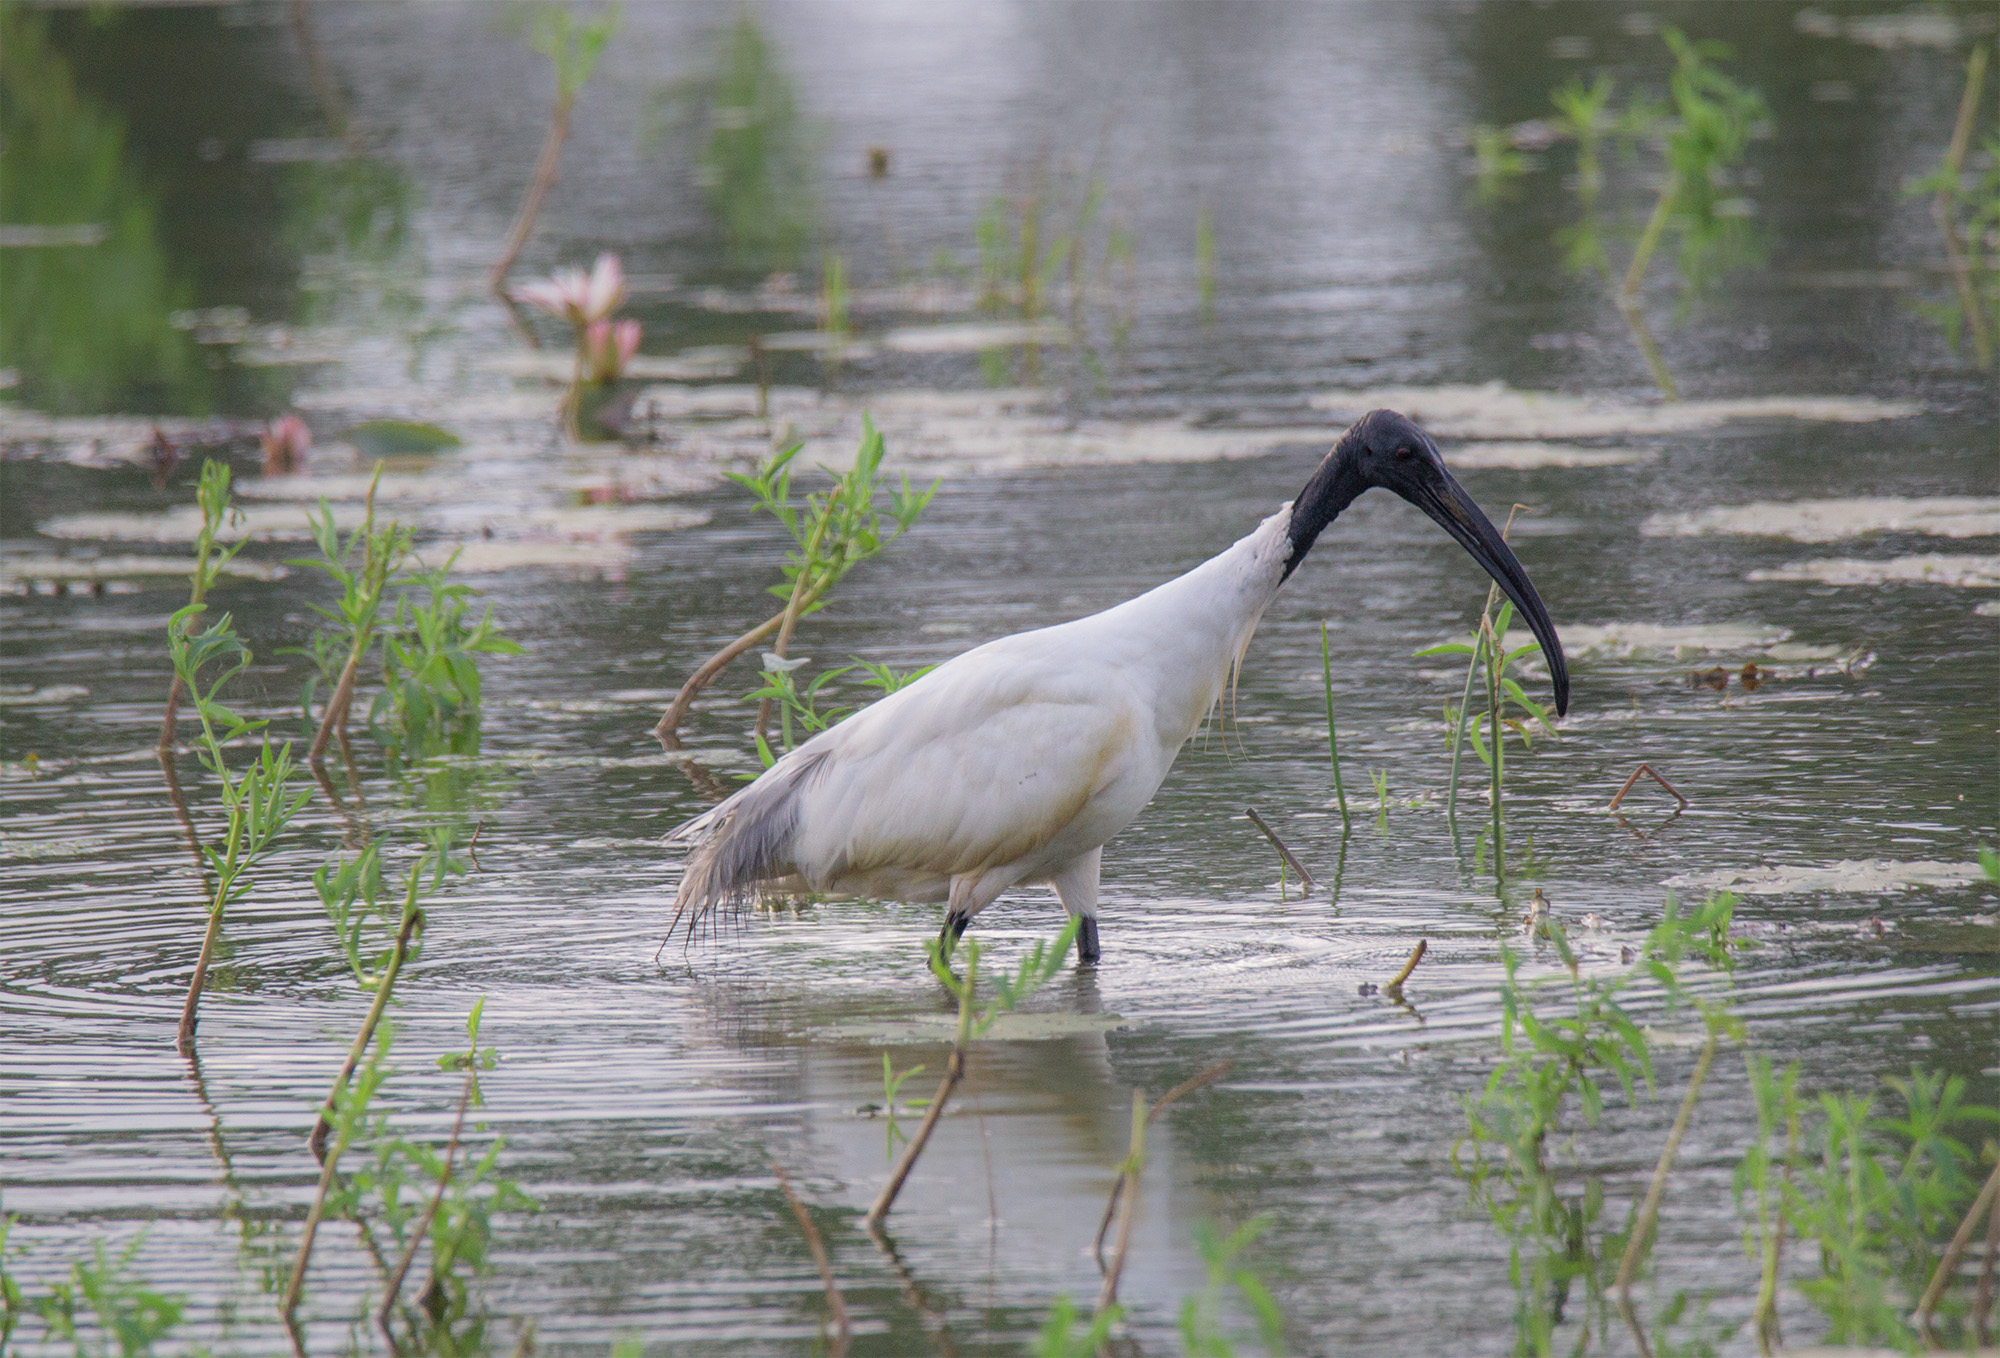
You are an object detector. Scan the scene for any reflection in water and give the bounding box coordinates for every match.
[678,13,820,270]
[0,11,209,415]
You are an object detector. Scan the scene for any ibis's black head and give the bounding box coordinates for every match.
[1285,409,1570,717]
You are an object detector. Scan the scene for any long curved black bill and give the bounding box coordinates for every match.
[1415,473,1570,717]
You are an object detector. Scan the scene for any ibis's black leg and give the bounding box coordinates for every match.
[938,910,970,956]
[1076,916,1101,966]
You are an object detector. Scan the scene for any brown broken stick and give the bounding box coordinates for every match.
[1244,807,1315,893]
[1608,762,1688,813]
[1383,939,1427,998]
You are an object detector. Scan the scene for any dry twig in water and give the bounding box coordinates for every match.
[1383,939,1427,999]
[1608,762,1689,813]
[1245,806,1314,893]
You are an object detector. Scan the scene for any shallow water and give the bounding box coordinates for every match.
[2,3,1998,1355]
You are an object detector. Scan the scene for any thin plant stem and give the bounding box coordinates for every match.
[377,1072,474,1336]
[1934,46,1993,369]
[1446,505,1523,823]
[1320,621,1350,832]
[157,747,207,876]
[1914,1152,2000,1335]
[1092,1062,1234,1272]
[1617,172,1680,399]
[1245,806,1314,893]
[1614,1026,1721,1347]
[1444,618,1484,824]
[1972,1175,2000,1343]
[178,803,246,1054]
[754,514,832,745]
[1095,1089,1147,1317]
[865,949,976,1232]
[1383,939,1426,997]
[488,99,573,295]
[308,469,390,767]
[1482,614,1505,882]
[773,1159,852,1356]
[654,581,835,749]
[309,872,425,1161]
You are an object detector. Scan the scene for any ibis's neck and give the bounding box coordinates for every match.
[1282,446,1366,581]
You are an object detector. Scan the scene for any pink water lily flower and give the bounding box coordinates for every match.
[260,413,312,476]
[514,252,625,326]
[584,318,642,383]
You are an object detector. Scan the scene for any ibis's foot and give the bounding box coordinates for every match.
[1076,916,1101,966]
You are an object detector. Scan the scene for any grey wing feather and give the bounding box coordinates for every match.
[666,747,828,938]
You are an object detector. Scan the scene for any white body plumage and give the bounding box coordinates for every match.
[670,506,1294,943]
[667,409,1571,963]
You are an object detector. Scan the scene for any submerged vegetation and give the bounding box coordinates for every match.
[1475,27,1768,397]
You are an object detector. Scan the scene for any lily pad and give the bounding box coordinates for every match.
[342,419,463,458]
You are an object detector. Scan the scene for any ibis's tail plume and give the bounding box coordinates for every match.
[664,749,825,944]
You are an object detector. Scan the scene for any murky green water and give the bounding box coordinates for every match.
[3,3,1997,1354]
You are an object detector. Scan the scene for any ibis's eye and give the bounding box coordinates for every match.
[1394,445,1417,461]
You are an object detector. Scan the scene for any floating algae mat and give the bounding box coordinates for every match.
[1664,859,1989,896]
[1645,497,2000,542]
[1747,554,2000,589]
[1311,382,1920,440]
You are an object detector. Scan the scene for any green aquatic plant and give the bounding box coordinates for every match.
[877,1052,929,1162]
[1779,1068,1999,1350]
[1031,1293,1122,1358]
[1472,124,1531,202]
[1180,1217,1287,1357]
[1196,204,1217,316]
[1319,622,1351,833]
[684,12,819,266]
[27,1231,184,1358]
[864,919,1081,1231]
[159,461,247,754]
[371,551,523,759]
[1504,29,1765,398]
[1417,595,1557,874]
[1906,45,1997,369]
[287,469,414,767]
[166,603,311,1054]
[489,2,621,291]
[745,656,936,768]
[820,251,849,343]
[654,420,938,747]
[1455,894,1739,1355]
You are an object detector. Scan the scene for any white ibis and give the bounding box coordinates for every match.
[667,410,1569,964]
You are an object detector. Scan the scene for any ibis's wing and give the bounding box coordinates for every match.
[784,641,1147,883]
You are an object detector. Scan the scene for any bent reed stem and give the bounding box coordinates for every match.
[308,871,425,1162]
[865,947,976,1233]
[1614,1026,1721,1350]
[377,1071,474,1335]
